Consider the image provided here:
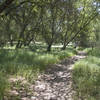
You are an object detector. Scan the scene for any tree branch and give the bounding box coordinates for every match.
[65,12,99,46]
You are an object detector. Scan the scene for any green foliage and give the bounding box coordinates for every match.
[0,49,59,74]
[0,0,99,99]
[73,56,100,100]
[88,48,100,57]
[0,0,99,51]
[85,56,100,66]
[83,48,92,53]
[58,51,74,60]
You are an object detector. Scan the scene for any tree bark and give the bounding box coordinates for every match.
[16,25,26,48]
[16,40,23,48]
[10,40,13,46]
[47,44,52,52]
[61,43,66,50]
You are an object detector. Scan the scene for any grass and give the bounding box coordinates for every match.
[0,71,9,100]
[73,49,100,100]
[0,44,77,98]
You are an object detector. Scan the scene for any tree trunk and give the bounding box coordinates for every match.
[16,25,26,48]
[47,44,52,52]
[10,40,13,46]
[61,43,66,50]
[24,37,34,46]
[16,40,23,48]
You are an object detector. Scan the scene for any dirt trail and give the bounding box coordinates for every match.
[8,51,86,100]
[31,51,86,100]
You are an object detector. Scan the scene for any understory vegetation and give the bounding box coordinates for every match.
[0,45,76,99]
[73,48,100,100]
[0,0,100,99]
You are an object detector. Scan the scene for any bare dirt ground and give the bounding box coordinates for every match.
[7,51,86,100]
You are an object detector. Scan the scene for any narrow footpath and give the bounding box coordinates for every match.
[8,51,86,100]
[30,51,86,100]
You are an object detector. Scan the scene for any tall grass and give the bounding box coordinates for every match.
[0,71,9,100]
[89,48,100,57]
[73,53,100,100]
[0,46,76,98]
